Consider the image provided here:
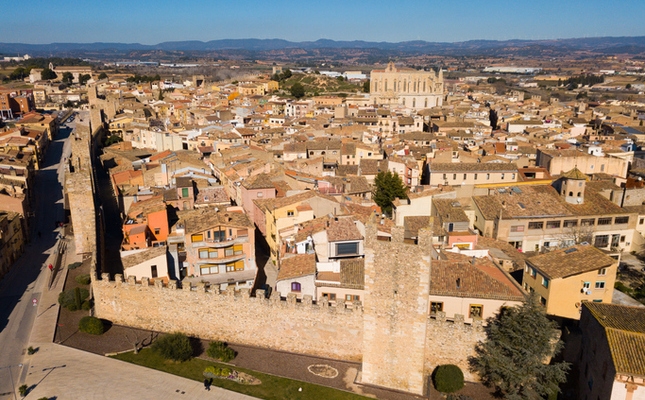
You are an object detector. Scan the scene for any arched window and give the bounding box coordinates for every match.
[423,81,426,92]
[569,191,573,196]
[403,80,407,92]
[385,79,388,91]
[577,192,581,197]
[393,80,397,91]
[412,98,416,108]
[424,98,428,107]
[413,81,417,92]
[291,282,301,292]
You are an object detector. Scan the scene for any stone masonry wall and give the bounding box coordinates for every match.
[425,313,486,382]
[90,233,488,392]
[66,123,96,255]
[92,274,365,361]
[362,223,431,395]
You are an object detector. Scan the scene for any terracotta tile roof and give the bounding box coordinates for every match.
[326,217,363,242]
[177,208,253,234]
[336,165,359,176]
[433,199,470,223]
[359,159,388,176]
[583,302,645,377]
[254,190,337,213]
[527,245,615,279]
[242,173,275,190]
[404,216,432,238]
[127,196,166,219]
[430,258,525,301]
[122,246,167,270]
[293,216,332,242]
[561,167,588,180]
[277,253,316,281]
[195,187,229,205]
[339,258,365,289]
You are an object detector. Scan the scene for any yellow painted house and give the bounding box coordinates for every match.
[253,191,339,261]
[523,244,617,320]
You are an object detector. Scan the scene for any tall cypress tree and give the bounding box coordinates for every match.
[373,171,407,216]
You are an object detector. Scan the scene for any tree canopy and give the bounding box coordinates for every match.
[79,74,91,85]
[126,74,160,83]
[373,171,407,216]
[41,68,57,80]
[469,295,569,399]
[271,69,292,82]
[363,79,370,93]
[290,82,305,99]
[98,72,108,80]
[9,67,28,81]
[62,72,74,84]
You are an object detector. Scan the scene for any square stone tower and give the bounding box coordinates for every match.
[361,220,431,395]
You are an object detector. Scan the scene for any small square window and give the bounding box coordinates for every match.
[287,210,295,217]
[595,281,605,289]
[469,304,483,319]
[598,268,607,276]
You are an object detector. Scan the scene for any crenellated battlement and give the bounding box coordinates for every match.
[94,273,363,314]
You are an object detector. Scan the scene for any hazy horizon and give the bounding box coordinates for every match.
[3,0,645,45]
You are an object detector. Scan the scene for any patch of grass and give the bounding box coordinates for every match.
[112,348,368,400]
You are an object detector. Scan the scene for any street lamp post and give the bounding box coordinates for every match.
[0,363,23,400]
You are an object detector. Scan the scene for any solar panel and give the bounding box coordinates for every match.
[512,187,522,194]
[564,248,578,254]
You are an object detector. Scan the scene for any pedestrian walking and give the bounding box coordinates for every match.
[203,378,210,391]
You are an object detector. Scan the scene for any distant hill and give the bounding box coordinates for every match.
[1,36,645,60]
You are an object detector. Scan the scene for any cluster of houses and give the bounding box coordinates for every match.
[2,57,644,396]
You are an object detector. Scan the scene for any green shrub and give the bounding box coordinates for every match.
[204,366,234,378]
[79,316,104,335]
[18,384,27,397]
[152,332,193,362]
[433,364,464,393]
[27,346,37,355]
[58,288,89,311]
[207,341,236,362]
[81,299,93,311]
[75,274,91,285]
[68,261,82,270]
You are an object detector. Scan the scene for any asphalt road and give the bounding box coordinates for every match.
[0,112,80,398]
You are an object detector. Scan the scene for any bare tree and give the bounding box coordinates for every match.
[124,329,157,354]
[556,224,595,248]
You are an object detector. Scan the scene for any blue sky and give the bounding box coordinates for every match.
[3,0,645,44]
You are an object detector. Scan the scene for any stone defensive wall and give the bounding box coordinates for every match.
[92,272,365,361]
[426,312,486,381]
[92,271,485,381]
